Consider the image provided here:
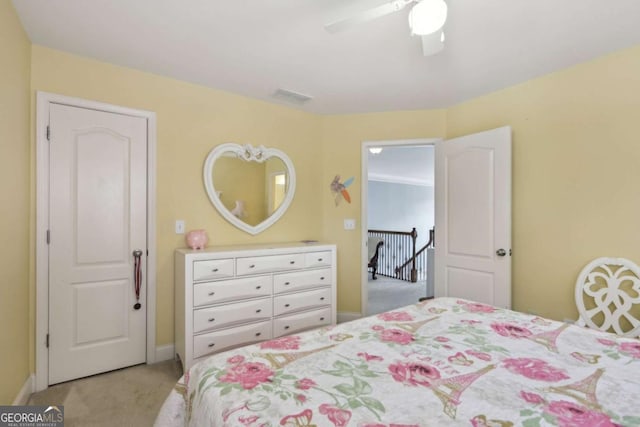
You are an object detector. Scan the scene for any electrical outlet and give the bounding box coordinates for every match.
[344,219,356,230]
[175,220,185,234]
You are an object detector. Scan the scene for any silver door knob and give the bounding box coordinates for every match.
[496,248,507,257]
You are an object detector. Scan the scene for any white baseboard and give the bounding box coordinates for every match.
[337,312,362,324]
[13,374,35,405]
[155,344,175,362]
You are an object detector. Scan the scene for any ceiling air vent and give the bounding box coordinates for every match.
[272,88,313,105]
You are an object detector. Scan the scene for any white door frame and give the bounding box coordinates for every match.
[35,92,157,391]
[360,138,439,316]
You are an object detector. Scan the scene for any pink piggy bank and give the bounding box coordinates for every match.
[186,229,208,250]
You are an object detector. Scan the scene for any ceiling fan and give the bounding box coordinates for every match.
[324,0,448,56]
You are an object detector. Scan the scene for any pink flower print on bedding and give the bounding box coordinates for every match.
[319,404,352,427]
[503,358,569,382]
[491,322,533,338]
[457,300,497,313]
[294,378,317,390]
[388,361,441,387]
[260,335,301,350]
[377,311,414,321]
[378,328,415,345]
[545,400,617,427]
[619,341,640,358]
[219,361,274,389]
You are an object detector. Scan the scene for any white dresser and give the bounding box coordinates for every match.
[175,242,337,371]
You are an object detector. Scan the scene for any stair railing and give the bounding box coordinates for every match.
[367,228,417,282]
[395,227,434,282]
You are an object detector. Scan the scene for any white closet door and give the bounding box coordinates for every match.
[48,103,148,384]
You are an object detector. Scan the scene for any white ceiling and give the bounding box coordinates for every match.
[12,0,640,114]
[368,145,434,186]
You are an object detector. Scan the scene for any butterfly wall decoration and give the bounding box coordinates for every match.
[330,175,354,206]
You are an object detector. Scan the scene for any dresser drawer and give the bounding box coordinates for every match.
[273,287,331,316]
[273,268,332,294]
[273,307,332,337]
[193,276,272,307]
[305,251,332,268]
[193,259,234,282]
[236,253,305,276]
[193,321,272,359]
[193,297,273,333]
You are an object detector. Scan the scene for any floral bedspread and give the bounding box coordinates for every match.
[168,298,640,426]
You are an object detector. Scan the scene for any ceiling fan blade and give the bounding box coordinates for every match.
[325,0,414,33]
[421,30,445,56]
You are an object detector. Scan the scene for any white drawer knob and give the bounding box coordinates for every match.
[285,304,291,308]
[284,282,291,286]
[289,261,295,264]
[256,285,261,289]
[318,258,323,262]
[255,332,261,337]
[256,309,262,313]
[249,264,255,268]
[320,277,325,280]
[208,318,215,322]
[320,297,325,301]
[284,326,290,330]
[208,291,215,296]
[211,268,219,272]
[208,343,215,348]
[320,317,325,321]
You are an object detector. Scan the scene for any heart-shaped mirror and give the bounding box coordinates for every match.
[203,143,296,235]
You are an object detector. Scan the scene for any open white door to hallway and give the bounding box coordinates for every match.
[434,126,511,308]
[48,103,148,384]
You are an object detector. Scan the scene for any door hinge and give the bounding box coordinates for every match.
[46,230,50,244]
[46,334,49,348]
[46,125,50,141]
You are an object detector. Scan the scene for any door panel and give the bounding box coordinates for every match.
[75,131,129,264]
[49,103,147,384]
[447,267,495,305]
[447,148,494,258]
[435,126,511,308]
[74,280,128,344]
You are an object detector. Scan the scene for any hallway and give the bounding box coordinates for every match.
[366,276,428,316]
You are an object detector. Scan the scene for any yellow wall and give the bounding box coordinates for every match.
[320,111,447,312]
[31,46,324,347]
[0,1,32,404]
[446,45,640,321]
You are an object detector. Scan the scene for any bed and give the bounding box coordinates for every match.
[155,297,640,426]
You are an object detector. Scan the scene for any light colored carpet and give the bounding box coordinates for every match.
[28,360,181,427]
[367,276,428,316]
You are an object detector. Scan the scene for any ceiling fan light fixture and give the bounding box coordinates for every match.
[421,30,445,56]
[408,0,448,36]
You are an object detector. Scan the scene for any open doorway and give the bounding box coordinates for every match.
[361,139,438,316]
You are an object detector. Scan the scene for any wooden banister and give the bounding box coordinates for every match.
[395,227,434,282]
[368,227,419,282]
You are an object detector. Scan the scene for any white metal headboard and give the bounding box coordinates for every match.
[575,257,640,338]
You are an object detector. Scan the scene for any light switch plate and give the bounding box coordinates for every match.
[175,220,185,234]
[344,218,356,230]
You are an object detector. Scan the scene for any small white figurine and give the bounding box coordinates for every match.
[230,200,246,218]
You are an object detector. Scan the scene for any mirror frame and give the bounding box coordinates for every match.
[203,143,296,235]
